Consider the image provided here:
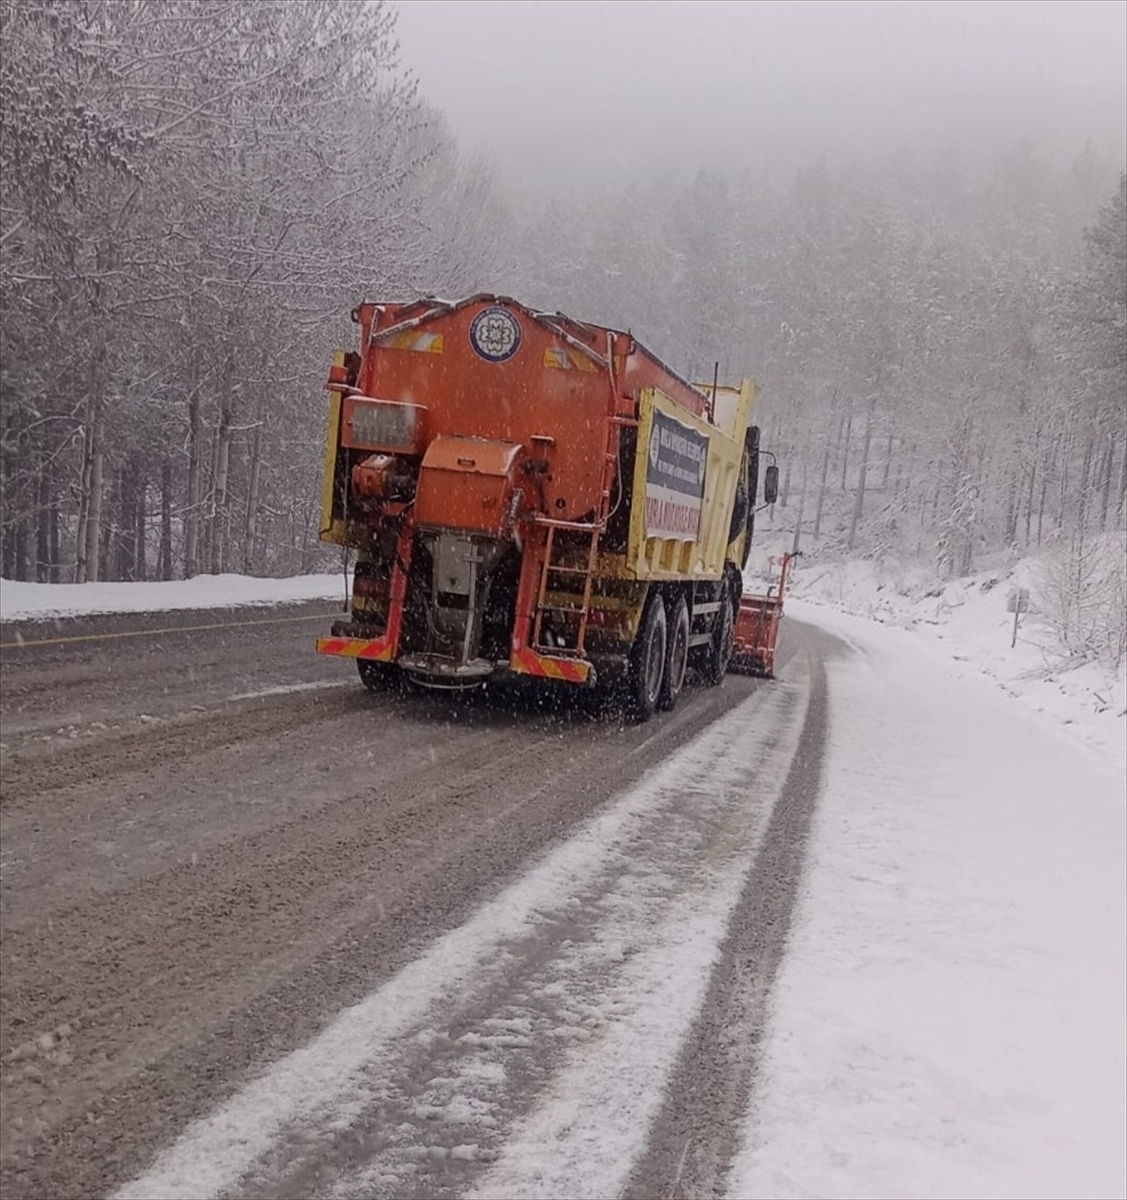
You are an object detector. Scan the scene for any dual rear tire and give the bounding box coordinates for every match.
[659,595,690,711]
[626,593,666,721]
[701,590,735,686]
[357,659,396,691]
[626,592,692,721]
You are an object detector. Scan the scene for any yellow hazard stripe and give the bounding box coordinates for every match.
[390,331,444,352]
[316,636,394,661]
[510,647,589,683]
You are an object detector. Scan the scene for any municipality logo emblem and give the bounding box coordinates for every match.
[470,307,522,362]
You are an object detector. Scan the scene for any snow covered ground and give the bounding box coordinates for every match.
[0,572,342,621]
[727,598,1126,1200]
[757,552,1127,774]
[5,561,1125,1198]
[727,552,1125,1197]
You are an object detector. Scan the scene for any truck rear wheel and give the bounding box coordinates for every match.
[658,595,690,711]
[357,659,394,692]
[702,593,735,686]
[626,592,667,721]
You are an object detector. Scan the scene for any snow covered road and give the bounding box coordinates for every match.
[115,650,813,1200]
[1,590,1122,1200]
[0,601,810,1199]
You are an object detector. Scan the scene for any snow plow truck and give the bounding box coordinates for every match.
[316,294,779,719]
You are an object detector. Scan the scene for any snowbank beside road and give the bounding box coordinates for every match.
[0,573,344,622]
[728,600,1127,1200]
[747,552,1126,774]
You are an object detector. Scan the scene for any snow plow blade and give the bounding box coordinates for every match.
[729,552,797,679]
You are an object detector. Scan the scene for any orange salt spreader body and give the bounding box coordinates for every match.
[316,295,781,719]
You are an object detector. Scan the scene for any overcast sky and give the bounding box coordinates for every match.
[395,0,1127,198]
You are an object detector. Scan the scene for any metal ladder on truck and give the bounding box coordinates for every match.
[530,402,626,658]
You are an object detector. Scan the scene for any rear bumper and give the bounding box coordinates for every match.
[316,635,395,662]
[317,636,596,688]
[509,647,594,685]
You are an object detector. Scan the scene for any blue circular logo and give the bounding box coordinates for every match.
[470,307,522,362]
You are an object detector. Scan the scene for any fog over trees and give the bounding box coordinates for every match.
[1,1,1124,660]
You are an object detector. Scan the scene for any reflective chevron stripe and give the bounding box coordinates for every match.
[510,646,590,684]
[316,636,394,662]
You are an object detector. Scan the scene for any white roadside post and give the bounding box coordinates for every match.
[1007,586,1030,648]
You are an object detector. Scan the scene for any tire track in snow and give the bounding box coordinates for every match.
[462,647,824,1200]
[114,660,811,1200]
[625,634,831,1199]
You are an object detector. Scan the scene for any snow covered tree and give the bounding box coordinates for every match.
[0,0,508,582]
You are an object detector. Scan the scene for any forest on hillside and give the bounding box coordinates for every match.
[1,2,1124,662]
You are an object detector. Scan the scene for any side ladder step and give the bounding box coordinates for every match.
[530,405,621,660]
